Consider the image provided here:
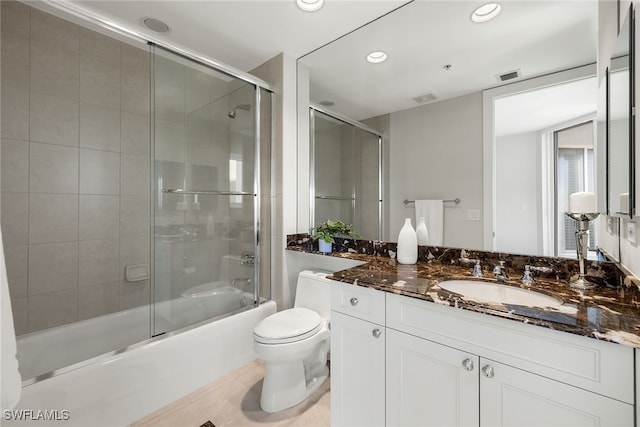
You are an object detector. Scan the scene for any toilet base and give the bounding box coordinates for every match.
[260,359,329,413]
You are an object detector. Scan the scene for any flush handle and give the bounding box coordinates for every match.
[462,358,474,371]
[372,328,381,338]
[482,364,495,378]
[350,297,359,306]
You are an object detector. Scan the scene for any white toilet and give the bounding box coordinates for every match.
[253,270,331,412]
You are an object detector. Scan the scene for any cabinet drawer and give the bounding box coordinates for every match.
[386,293,634,404]
[330,279,385,325]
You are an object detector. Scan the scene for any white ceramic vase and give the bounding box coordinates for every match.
[397,218,418,264]
[416,216,429,246]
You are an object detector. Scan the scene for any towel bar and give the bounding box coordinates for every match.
[403,198,460,205]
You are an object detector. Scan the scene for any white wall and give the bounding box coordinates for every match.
[251,53,299,311]
[388,93,484,249]
[495,132,541,255]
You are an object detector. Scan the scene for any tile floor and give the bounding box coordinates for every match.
[130,359,331,427]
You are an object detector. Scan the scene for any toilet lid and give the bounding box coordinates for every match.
[254,308,323,343]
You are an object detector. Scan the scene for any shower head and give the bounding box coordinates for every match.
[228,104,251,119]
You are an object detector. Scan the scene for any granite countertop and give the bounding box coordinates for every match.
[286,235,640,348]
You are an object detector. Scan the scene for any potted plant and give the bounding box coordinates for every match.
[313,220,361,253]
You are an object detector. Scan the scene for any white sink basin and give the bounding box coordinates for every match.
[438,280,563,309]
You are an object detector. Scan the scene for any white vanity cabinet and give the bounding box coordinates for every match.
[386,328,479,426]
[331,281,636,426]
[330,280,386,427]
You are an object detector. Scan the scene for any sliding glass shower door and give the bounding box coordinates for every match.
[310,108,383,240]
[152,47,267,335]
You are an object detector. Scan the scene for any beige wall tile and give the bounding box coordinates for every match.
[121,43,149,81]
[1,192,28,246]
[121,111,150,155]
[79,239,119,287]
[29,193,78,244]
[120,195,150,238]
[78,281,120,320]
[5,245,28,298]
[79,195,119,240]
[155,119,185,161]
[30,8,79,53]
[28,289,78,332]
[29,142,79,193]
[79,149,120,195]
[121,154,150,195]
[30,41,79,100]
[1,32,30,89]
[30,91,79,146]
[80,103,121,152]
[121,74,150,116]
[79,27,120,61]
[1,84,29,140]
[1,139,29,192]
[80,55,120,109]
[1,1,30,38]
[28,242,78,295]
[119,279,150,310]
[10,297,28,336]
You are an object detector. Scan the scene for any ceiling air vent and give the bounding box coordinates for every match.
[412,91,438,104]
[496,69,521,83]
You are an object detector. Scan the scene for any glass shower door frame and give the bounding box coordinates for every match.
[309,105,384,240]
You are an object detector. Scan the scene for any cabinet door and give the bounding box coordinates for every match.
[480,359,634,427]
[386,329,480,427]
[331,311,385,427]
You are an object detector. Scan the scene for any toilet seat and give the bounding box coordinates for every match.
[254,308,323,344]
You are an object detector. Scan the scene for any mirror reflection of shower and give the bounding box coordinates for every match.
[228,103,251,119]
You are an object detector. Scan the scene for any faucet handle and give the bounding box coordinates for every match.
[521,265,534,285]
[472,260,483,277]
[492,260,505,274]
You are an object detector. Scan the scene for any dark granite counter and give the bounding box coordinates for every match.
[287,234,640,348]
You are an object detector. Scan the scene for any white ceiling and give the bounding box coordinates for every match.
[43,0,599,133]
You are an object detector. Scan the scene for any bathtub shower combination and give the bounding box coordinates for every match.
[1,3,274,425]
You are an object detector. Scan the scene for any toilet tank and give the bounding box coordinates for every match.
[294,270,332,320]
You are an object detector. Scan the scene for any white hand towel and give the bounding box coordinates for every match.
[414,200,444,246]
[1,229,22,410]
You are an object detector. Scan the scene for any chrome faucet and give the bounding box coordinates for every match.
[493,261,508,282]
[521,265,553,285]
[460,257,483,277]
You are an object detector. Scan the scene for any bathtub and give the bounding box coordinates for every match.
[7,290,276,427]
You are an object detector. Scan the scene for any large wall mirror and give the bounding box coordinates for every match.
[298,1,603,258]
[607,5,635,218]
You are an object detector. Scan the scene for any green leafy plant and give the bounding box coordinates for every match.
[313,220,361,243]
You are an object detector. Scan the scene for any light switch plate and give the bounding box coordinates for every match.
[607,217,614,234]
[627,222,637,244]
[467,209,480,221]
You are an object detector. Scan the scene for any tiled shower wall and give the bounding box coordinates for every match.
[1,1,151,335]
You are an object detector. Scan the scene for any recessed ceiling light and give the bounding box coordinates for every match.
[366,51,388,64]
[140,17,171,34]
[296,0,324,12]
[471,3,502,23]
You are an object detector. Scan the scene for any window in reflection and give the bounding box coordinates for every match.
[555,121,597,258]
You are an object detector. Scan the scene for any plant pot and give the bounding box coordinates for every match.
[318,240,333,253]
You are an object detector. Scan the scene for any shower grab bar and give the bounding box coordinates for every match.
[315,195,357,201]
[403,198,460,205]
[162,189,253,196]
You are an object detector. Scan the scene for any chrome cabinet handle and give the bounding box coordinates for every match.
[462,358,474,371]
[350,297,359,306]
[372,328,381,338]
[482,364,495,378]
